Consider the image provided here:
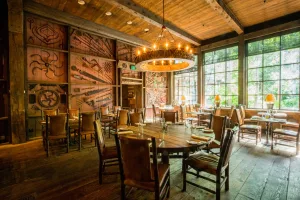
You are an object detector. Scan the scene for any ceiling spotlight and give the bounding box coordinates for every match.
[158,34,163,38]
[78,0,85,5]
[144,28,150,33]
[127,21,133,25]
[105,12,112,16]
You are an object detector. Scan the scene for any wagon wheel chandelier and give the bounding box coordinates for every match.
[134,0,195,72]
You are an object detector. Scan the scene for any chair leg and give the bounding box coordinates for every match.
[238,130,240,142]
[91,134,93,142]
[99,160,103,184]
[47,140,49,157]
[167,170,170,198]
[121,183,126,200]
[67,136,69,153]
[296,137,299,155]
[225,165,229,191]
[108,126,111,138]
[182,162,187,192]
[79,133,81,151]
[271,132,274,150]
[216,173,221,200]
[256,133,258,145]
[85,135,86,140]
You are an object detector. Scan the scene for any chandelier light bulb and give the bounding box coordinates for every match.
[189,49,193,54]
[137,50,141,56]
[78,0,85,5]
[178,43,181,49]
[153,44,157,49]
[161,60,164,65]
[143,47,146,53]
[186,46,189,51]
[165,43,169,49]
[153,61,156,65]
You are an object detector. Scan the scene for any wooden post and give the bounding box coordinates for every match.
[198,47,203,105]
[167,72,173,104]
[7,0,26,143]
[238,34,245,105]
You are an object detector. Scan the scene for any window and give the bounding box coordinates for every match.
[247,31,300,110]
[174,56,198,104]
[203,46,239,107]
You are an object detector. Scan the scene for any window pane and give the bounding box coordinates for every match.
[248,95,263,108]
[205,96,214,107]
[215,73,225,84]
[281,32,300,50]
[263,66,280,81]
[281,49,300,64]
[281,80,299,94]
[205,74,214,84]
[248,40,263,55]
[226,71,238,83]
[226,60,238,71]
[216,84,226,96]
[205,85,214,95]
[226,95,238,107]
[281,64,299,79]
[205,64,214,74]
[248,68,262,82]
[263,81,279,95]
[248,82,262,95]
[264,51,280,66]
[281,95,299,110]
[263,37,280,53]
[213,49,226,63]
[215,62,225,73]
[226,84,238,95]
[248,55,262,68]
[204,52,213,65]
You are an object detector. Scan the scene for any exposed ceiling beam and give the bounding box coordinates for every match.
[23,0,150,47]
[204,0,244,34]
[103,0,201,46]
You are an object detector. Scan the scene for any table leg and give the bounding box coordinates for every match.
[161,150,169,164]
[263,122,271,146]
[182,150,189,172]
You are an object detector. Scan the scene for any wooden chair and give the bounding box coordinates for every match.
[94,120,118,184]
[206,115,227,154]
[110,110,129,136]
[272,122,300,155]
[236,108,261,145]
[180,105,197,124]
[78,112,96,150]
[162,111,178,123]
[239,105,255,124]
[42,109,58,120]
[113,106,121,114]
[227,105,235,127]
[182,129,236,200]
[135,107,146,123]
[129,112,143,125]
[214,107,221,116]
[68,109,78,119]
[152,104,161,123]
[100,106,115,135]
[114,135,170,200]
[45,114,69,157]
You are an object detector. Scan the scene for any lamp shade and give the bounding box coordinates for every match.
[215,95,221,101]
[265,94,275,103]
[181,95,186,101]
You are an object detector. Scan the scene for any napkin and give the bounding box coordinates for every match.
[191,134,210,142]
[117,131,133,135]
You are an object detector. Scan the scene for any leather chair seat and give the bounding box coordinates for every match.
[103,146,118,159]
[124,163,169,192]
[273,129,298,136]
[240,124,261,130]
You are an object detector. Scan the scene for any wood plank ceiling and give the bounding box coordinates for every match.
[31,0,300,47]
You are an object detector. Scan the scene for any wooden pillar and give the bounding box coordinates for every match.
[198,47,203,105]
[7,0,26,143]
[167,72,173,104]
[238,34,245,105]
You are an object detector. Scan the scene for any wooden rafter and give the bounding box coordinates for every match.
[204,0,244,34]
[103,0,201,46]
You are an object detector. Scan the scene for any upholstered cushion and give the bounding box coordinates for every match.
[282,122,299,128]
[124,163,169,192]
[240,124,261,130]
[103,146,118,159]
[101,118,115,123]
[273,129,298,137]
[185,152,219,175]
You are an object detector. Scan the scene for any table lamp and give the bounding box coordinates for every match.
[181,95,186,105]
[265,94,275,110]
[215,95,221,107]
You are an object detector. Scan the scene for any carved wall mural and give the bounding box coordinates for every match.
[70,85,114,112]
[27,47,67,82]
[70,54,115,85]
[70,29,114,59]
[145,72,168,107]
[27,84,68,116]
[145,72,167,88]
[145,88,167,107]
[117,42,136,62]
[26,16,67,50]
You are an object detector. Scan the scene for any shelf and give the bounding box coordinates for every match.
[0,117,8,121]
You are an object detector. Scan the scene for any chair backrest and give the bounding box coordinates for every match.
[129,112,142,125]
[69,109,78,119]
[113,106,121,114]
[180,105,187,119]
[115,135,153,182]
[118,109,129,125]
[163,111,177,123]
[82,112,95,131]
[94,120,105,158]
[228,105,235,119]
[210,115,227,144]
[47,114,67,136]
[239,105,246,119]
[235,109,244,126]
[218,129,236,170]
[100,106,109,116]
[214,108,221,116]
[152,104,157,116]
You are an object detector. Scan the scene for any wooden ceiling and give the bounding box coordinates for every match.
[31,0,300,46]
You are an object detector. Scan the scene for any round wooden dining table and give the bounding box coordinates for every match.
[122,123,214,166]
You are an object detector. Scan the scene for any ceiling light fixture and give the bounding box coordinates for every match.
[78,0,85,5]
[105,11,112,16]
[144,28,150,33]
[134,0,194,72]
[127,21,133,25]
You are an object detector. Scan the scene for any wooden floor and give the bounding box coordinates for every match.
[1,126,300,200]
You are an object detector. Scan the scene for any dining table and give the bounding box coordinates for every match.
[186,111,211,125]
[118,123,215,167]
[250,116,287,146]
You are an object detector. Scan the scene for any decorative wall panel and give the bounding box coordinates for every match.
[27,84,68,117]
[145,88,167,107]
[70,29,114,59]
[145,72,168,107]
[70,85,114,112]
[27,47,67,82]
[117,42,137,62]
[70,53,115,85]
[26,16,67,50]
[145,72,167,88]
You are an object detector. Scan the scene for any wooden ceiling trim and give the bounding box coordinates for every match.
[204,0,243,34]
[102,0,201,46]
[23,0,150,47]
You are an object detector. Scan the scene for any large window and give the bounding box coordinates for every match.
[247,31,300,110]
[174,56,198,104]
[204,46,239,107]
